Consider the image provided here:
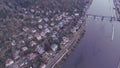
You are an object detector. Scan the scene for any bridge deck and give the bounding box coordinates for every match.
[86,14,117,21]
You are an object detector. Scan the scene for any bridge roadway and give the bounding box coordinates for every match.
[86,14,117,21]
[46,20,86,68]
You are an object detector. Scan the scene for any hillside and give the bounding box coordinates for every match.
[0,0,88,68]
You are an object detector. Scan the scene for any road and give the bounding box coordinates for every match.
[62,0,120,68]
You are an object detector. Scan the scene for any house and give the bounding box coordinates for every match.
[66,16,73,20]
[51,34,57,39]
[6,58,14,67]
[44,24,49,28]
[22,47,28,51]
[41,57,48,64]
[39,63,46,68]
[30,41,37,47]
[77,20,83,24]
[51,44,58,51]
[34,33,42,40]
[28,35,34,40]
[49,27,53,31]
[8,63,19,68]
[31,15,35,19]
[75,25,79,30]
[58,22,64,28]
[41,52,50,64]
[16,57,28,67]
[44,28,50,33]
[71,28,77,33]
[61,37,69,45]
[44,18,49,22]
[50,23,55,26]
[74,13,79,16]
[56,15,62,21]
[71,27,79,33]
[62,37,69,43]
[35,45,45,54]
[28,53,37,60]
[40,31,46,37]
[13,50,20,60]
[48,51,56,57]
[30,9,35,13]
[38,25,43,29]
[38,19,43,23]
[11,40,16,46]
[22,27,29,32]
[18,40,25,46]
[61,12,67,17]
[54,25,60,31]
[53,31,58,35]
[51,33,58,41]
[31,28,37,33]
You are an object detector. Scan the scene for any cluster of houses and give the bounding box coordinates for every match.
[5,5,84,68]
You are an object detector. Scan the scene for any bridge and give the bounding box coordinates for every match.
[85,14,118,21]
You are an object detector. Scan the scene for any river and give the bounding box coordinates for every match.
[62,0,120,68]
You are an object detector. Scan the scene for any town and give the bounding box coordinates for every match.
[0,0,90,68]
[1,0,120,68]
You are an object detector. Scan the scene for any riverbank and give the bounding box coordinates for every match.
[113,0,120,21]
[49,0,93,68]
[53,19,86,68]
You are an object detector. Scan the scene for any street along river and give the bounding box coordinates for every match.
[62,0,120,68]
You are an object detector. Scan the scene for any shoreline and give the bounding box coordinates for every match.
[45,0,93,68]
[113,0,120,21]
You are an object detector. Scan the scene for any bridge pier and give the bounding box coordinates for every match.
[93,15,96,19]
[113,17,116,21]
[110,17,114,22]
[101,16,104,21]
[86,14,88,18]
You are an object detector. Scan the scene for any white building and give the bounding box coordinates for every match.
[51,44,58,51]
